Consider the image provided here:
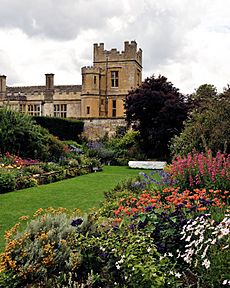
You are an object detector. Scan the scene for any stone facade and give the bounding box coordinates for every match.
[82,118,126,140]
[0,41,142,121]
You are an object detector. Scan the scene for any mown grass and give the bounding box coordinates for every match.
[0,166,152,251]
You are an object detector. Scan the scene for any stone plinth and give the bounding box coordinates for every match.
[128,161,166,170]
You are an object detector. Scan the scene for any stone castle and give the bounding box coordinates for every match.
[0,41,142,120]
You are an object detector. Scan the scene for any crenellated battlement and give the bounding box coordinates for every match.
[93,41,142,66]
[81,66,102,74]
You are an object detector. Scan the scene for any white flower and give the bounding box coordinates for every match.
[116,263,121,270]
[201,245,209,259]
[175,272,182,278]
[185,235,192,242]
[211,238,217,245]
[202,258,210,269]
[168,252,173,257]
[147,247,151,253]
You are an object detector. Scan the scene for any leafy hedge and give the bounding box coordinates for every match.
[33,116,84,141]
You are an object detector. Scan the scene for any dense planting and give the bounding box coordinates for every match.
[0,152,100,193]
[0,151,229,287]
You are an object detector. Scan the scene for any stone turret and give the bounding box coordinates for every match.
[81,66,102,95]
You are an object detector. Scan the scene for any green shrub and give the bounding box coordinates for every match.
[0,108,66,162]
[33,116,84,142]
[23,165,44,175]
[16,176,38,190]
[0,208,82,287]
[0,171,17,193]
[76,222,173,287]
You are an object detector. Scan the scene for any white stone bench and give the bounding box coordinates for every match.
[128,161,167,170]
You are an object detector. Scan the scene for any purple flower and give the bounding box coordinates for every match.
[71,218,83,227]
[145,206,154,212]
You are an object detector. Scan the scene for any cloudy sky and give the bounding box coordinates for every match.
[0,0,230,94]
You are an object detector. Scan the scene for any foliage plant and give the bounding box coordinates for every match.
[0,170,17,193]
[0,208,82,287]
[76,224,174,288]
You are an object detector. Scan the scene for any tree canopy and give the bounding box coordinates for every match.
[170,84,230,156]
[125,75,189,160]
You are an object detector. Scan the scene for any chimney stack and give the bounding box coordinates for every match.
[45,73,54,90]
[0,75,6,99]
[0,75,6,93]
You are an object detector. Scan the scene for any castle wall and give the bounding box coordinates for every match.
[82,118,126,140]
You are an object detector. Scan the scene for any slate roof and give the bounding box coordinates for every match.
[6,85,82,94]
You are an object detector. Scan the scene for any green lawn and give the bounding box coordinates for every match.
[0,166,150,251]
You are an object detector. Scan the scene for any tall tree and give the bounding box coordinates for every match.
[170,85,230,156]
[125,75,189,160]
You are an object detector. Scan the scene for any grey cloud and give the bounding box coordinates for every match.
[0,0,122,40]
[0,49,19,84]
[99,0,203,74]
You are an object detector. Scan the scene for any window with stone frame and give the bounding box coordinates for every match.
[112,99,116,117]
[86,106,90,115]
[27,104,41,116]
[111,71,119,88]
[54,104,67,118]
[19,104,26,113]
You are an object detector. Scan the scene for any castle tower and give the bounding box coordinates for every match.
[0,75,7,100]
[81,41,142,118]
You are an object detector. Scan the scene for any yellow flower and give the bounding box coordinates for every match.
[19,215,29,221]
[33,208,44,217]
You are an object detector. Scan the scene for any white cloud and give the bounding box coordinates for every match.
[0,0,230,94]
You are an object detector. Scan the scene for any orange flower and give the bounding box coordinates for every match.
[197,207,207,211]
[115,218,121,223]
[150,199,157,203]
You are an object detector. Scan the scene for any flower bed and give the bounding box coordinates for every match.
[0,152,101,193]
[0,151,229,287]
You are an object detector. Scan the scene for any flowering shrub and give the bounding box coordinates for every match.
[170,150,230,190]
[76,222,175,288]
[178,213,230,287]
[0,152,39,168]
[0,208,82,287]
